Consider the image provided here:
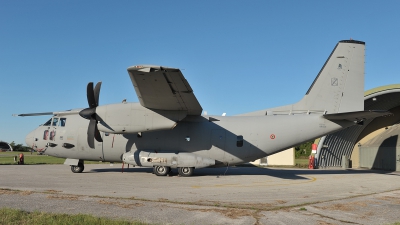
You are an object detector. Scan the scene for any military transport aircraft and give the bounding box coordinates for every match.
[17,40,389,176]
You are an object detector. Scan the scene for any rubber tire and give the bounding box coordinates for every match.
[71,164,84,173]
[178,167,194,177]
[153,166,170,176]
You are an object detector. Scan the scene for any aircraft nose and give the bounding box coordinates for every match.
[25,131,35,148]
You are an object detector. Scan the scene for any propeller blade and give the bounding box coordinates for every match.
[87,118,96,148]
[94,82,102,107]
[82,81,103,148]
[94,123,103,143]
[87,82,96,108]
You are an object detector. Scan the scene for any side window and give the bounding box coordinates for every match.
[59,118,66,127]
[52,118,59,126]
[237,135,243,147]
[43,119,52,126]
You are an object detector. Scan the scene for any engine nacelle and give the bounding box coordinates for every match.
[122,151,216,169]
[96,102,186,134]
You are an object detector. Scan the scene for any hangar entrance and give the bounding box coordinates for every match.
[360,146,400,171]
[359,126,400,171]
[0,142,12,151]
[316,84,400,169]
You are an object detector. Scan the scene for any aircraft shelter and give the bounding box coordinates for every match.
[315,84,400,171]
[0,141,13,151]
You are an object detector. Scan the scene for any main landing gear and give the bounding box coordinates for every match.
[71,161,84,173]
[153,166,194,177]
[178,167,194,177]
[153,166,171,176]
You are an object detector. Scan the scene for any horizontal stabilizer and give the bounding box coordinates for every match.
[323,110,392,122]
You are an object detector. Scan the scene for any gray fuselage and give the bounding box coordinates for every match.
[26,107,353,167]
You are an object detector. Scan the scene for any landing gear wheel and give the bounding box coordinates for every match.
[153,166,171,176]
[71,163,84,173]
[178,167,194,177]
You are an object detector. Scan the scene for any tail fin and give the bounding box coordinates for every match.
[294,40,365,114]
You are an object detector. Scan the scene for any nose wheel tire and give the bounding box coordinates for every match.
[153,166,171,176]
[178,167,194,177]
[71,163,84,173]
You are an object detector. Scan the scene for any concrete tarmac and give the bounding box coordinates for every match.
[1,164,400,224]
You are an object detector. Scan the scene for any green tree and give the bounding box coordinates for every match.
[9,141,30,152]
[295,141,313,158]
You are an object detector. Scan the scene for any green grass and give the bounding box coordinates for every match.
[0,151,109,165]
[0,207,148,225]
[295,158,309,164]
[295,158,309,166]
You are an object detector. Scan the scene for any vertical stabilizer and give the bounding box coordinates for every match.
[294,40,365,114]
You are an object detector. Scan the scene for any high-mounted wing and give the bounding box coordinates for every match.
[128,65,202,115]
[13,109,81,117]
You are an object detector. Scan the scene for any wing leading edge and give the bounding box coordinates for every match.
[128,65,202,115]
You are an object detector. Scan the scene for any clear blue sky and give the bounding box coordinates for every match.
[1,1,399,145]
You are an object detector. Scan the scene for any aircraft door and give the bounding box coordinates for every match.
[210,129,226,162]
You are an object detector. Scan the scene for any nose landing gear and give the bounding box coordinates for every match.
[71,161,84,173]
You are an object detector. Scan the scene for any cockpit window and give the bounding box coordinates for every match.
[43,119,52,126]
[59,118,66,127]
[52,118,59,126]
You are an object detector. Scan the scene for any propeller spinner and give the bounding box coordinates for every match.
[79,82,103,148]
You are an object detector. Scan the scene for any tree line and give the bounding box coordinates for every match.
[9,142,31,152]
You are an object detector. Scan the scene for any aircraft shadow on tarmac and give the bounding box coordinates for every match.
[89,165,398,179]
